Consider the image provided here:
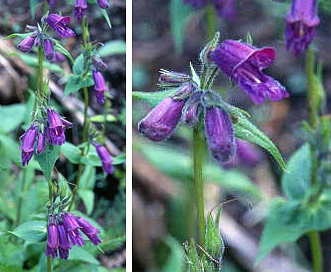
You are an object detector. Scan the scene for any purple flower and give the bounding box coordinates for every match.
[74,0,87,20]
[45,14,75,38]
[62,213,85,247]
[51,52,66,63]
[97,0,110,9]
[205,106,236,163]
[57,222,71,259]
[43,39,55,61]
[138,97,186,141]
[285,0,319,56]
[92,56,108,71]
[36,131,46,154]
[182,92,202,126]
[17,35,36,53]
[46,217,59,259]
[19,125,37,166]
[47,109,71,146]
[184,0,208,8]
[158,70,191,87]
[93,142,114,175]
[76,216,102,246]
[213,0,236,21]
[93,69,109,105]
[209,40,289,104]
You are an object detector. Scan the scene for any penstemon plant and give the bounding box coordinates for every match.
[1,0,125,271]
[134,31,288,270]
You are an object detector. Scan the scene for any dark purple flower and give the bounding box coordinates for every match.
[285,0,319,56]
[92,56,108,71]
[93,142,114,175]
[182,92,202,126]
[17,35,36,53]
[46,217,59,259]
[209,40,289,104]
[213,0,236,21]
[57,222,71,259]
[62,213,85,247]
[43,39,55,61]
[184,0,208,9]
[76,216,102,246]
[138,97,186,141]
[50,52,66,63]
[36,131,46,154]
[47,109,66,146]
[97,0,110,9]
[45,14,75,38]
[19,124,37,166]
[93,69,109,105]
[205,106,236,163]
[74,0,87,20]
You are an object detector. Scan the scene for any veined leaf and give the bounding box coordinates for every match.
[35,144,60,180]
[8,221,46,242]
[132,89,178,107]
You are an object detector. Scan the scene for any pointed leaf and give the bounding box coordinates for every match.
[9,221,46,242]
[132,89,178,107]
[35,144,61,180]
[100,9,112,29]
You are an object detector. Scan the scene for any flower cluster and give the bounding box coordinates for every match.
[285,0,319,56]
[17,14,75,62]
[46,212,102,259]
[138,39,288,163]
[92,56,109,105]
[74,0,110,20]
[19,108,72,166]
[93,142,114,174]
[184,0,236,20]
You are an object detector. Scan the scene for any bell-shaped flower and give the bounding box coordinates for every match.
[74,0,87,20]
[97,0,110,9]
[285,0,319,56]
[93,69,109,105]
[45,14,75,38]
[76,216,102,246]
[46,109,72,146]
[46,216,59,259]
[62,213,85,247]
[43,39,55,61]
[36,131,46,154]
[204,106,236,163]
[57,222,72,259]
[19,124,37,166]
[209,40,289,104]
[93,142,114,175]
[17,35,36,53]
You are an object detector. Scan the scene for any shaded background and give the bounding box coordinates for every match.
[133,0,331,271]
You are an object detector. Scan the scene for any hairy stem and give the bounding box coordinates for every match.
[193,126,205,245]
[306,47,322,272]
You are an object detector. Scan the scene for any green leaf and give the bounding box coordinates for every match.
[68,246,100,264]
[80,148,102,167]
[281,144,311,200]
[64,74,94,98]
[79,165,96,190]
[0,264,25,272]
[4,32,34,40]
[19,54,65,75]
[205,214,224,260]
[0,104,26,133]
[162,236,184,272]
[170,0,193,54]
[113,154,126,165]
[184,240,202,272]
[132,89,178,107]
[78,189,95,215]
[0,134,21,165]
[98,40,126,57]
[29,0,39,18]
[190,62,201,86]
[61,142,82,164]
[35,144,61,180]
[90,114,117,123]
[8,221,46,242]
[100,9,112,29]
[234,116,286,171]
[73,54,85,75]
[54,42,74,64]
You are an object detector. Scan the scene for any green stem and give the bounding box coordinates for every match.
[47,256,52,272]
[308,232,323,272]
[15,169,27,226]
[306,47,322,272]
[206,4,216,41]
[193,126,205,245]
[38,47,44,102]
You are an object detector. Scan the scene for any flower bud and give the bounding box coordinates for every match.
[97,0,110,9]
[158,69,191,87]
[93,142,114,174]
[43,39,55,61]
[19,124,38,166]
[36,131,46,154]
[17,35,36,53]
[93,69,109,105]
[74,0,87,20]
[92,55,108,70]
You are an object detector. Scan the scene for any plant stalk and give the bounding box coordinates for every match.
[306,47,322,272]
[206,4,216,41]
[193,126,205,245]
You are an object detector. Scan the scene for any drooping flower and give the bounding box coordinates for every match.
[184,0,208,8]
[17,35,36,53]
[92,55,108,71]
[46,109,72,146]
[57,222,71,259]
[213,0,236,21]
[92,69,109,105]
[19,124,38,166]
[93,142,114,174]
[285,0,320,56]
[36,131,46,154]
[76,216,102,246]
[62,213,85,247]
[182,91,202,126]
[209,40,289,104]
[46,216,59,259]
[45,14,75,38]
[97,0,110,9]
[204,106,236,163]
[74,0,87,20]
[43,39,55,61]
[138,97,186,141]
